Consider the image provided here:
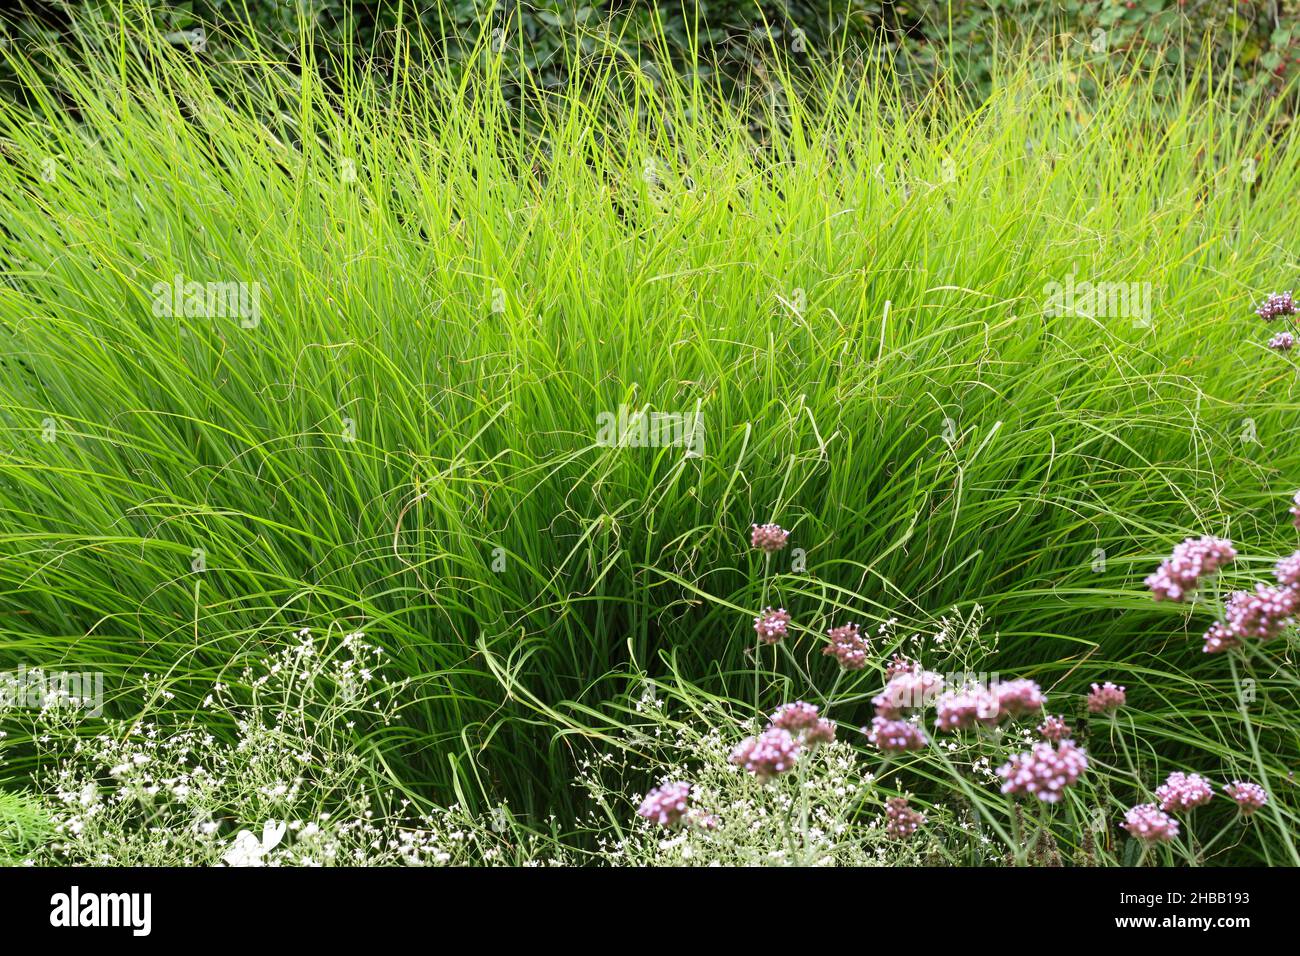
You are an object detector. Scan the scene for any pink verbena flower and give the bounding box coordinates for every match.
[1123,803,1180,842]
[1291,491,1300,529]
[1256,291,1296,320]
[884,796,925,840]
[637,781,692,828]
[768,702,836,747]
[1223,780,1268,815]
[934,685,1000,731]
[1275,551,1300,588]
[884,653,918,680]
[1145,536,1237,602]
[1269,331,1296,352]
[1203,584,1299,653]
[865,715,928,752]
[803,718,836,747]
[1037,715,1073,742]
[822,622,869,670]
[1086,681,1126,714]
[1155,772,1215,812]
[730,728,800,782]
[750,523,790,553]
[753,607,791,644]
[998,740,1088,803]
[992,679,1046,718]
[769,701,820,731]
[873,667,945,718]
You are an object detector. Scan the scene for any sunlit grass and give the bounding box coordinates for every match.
[1,10,1298,863]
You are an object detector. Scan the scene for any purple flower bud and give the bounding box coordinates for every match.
[1145,536,1236,602]
[1203,584,1299,653]
[1123,803,1180,843]
[1155,772,1214,812]
[865,715,929,752]
[753,607,791,644]
[1255,291,1296,320]
[637,781,692,828]
[822,622,870,670]
[1037,715,1073,742]
[1269,331,1295,351]
[750,523,790,553]
[998,740,1088,803]
[884,796,925,839]
[1277,551,1300,588]
[730,728,800,782]
[1086,681,1126,714]
[1223,780,1268,814]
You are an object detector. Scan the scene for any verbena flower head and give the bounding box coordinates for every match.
[884,653,918,680]
[753,607,791,644]
[884,796,925,840]
[998,740,1088,803]
[934,685,1000,731]
[768,702,836,747]
[1037,715,1072,742]
[637,781,692,828]
[750,523,790,553]
[1123,803,1180,843]
[803,718,836,747]
[769,701,820,732]
[873,667,945,718]
[1203,584,1299,653]
[865,715,929,752]
[1223,780,1268,815]
[1269,331,1296,351]
[1275,551,1300,588]
[1292,491,1300,529]
[730,728,800,782]
[1086,681,1126,714]
[1145,536,1237,602]
[1255,291,1296,320]
[822,622,870,670]
[1155,772,1214,812]
[992,679,1046,718]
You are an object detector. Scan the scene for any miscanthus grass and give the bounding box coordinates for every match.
[1,12,1299,864]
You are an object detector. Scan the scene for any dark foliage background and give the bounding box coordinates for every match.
[2,2,1297,112]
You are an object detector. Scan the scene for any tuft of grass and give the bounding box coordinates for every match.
[1,12,1298,861]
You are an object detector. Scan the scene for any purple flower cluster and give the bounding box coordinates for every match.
[998,740,1088,803]
[1145,536,1237,602]
[1123,803,1180,843]
[822,622,870,670]
[1086,681,1126,714]
[1255,291,1296,320]
[1037,715,1073,742]
[934,685,1000,731]
[1269,331,1296,352]
[730,727,801,782]
[865,715,929,752]
[884,796,925,840]
[769,701,835,747]
[994,678,1046,718]
[1155,772,1214,812]
[637,781,692,828]
[750,523,790,553]
[873,667,945,718]
[769,701,820,731]
[1203,584,1299,653]
[1275,551,1300,588]
[1292,491,1300,529]
[933,679,1045,731]
[1223,780,1268,814]
[753,607,791,644]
